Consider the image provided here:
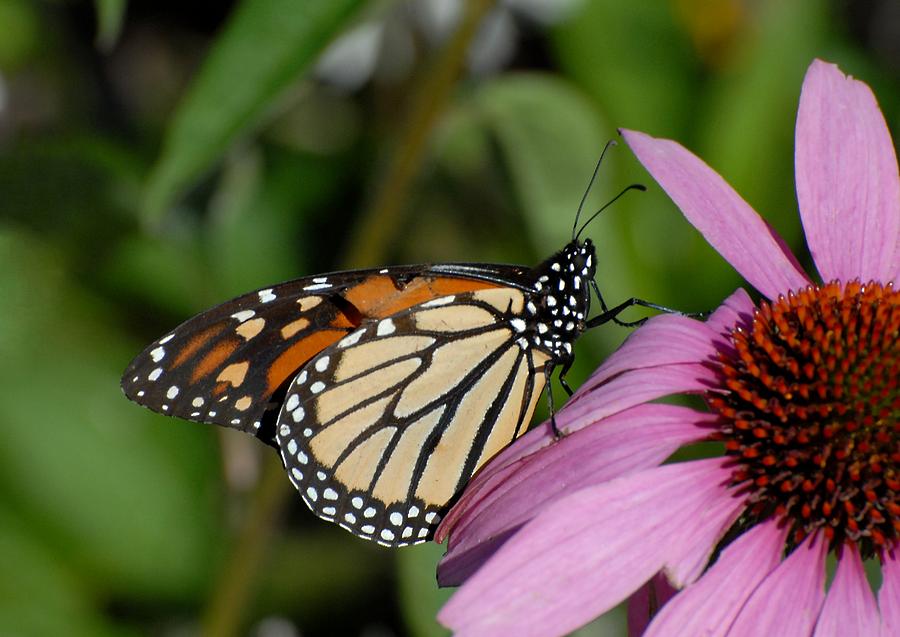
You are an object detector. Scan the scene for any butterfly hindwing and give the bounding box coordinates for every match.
[274,288,551,546]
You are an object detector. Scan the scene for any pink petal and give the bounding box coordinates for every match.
[704,288,756,337]
[728,534,828,637]
[813,545,880,637]
[437,404,714,586]
[627,573,678,637]
[571,314,720,401]
[662,483,745,587]
[438,459,742,637]
[795,59,900,285]
[644,518,788,637]
[561,363,718,431]
[880,553,900,636]
[622,129,811,300]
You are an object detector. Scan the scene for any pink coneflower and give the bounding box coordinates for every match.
[436,59,899,636]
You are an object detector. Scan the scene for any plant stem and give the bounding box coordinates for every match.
[344,0,497,268]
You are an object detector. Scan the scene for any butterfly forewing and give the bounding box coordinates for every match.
[121,266,520,439]
[275,288,551,546]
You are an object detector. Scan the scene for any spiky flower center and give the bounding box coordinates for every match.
[708,281,899,558]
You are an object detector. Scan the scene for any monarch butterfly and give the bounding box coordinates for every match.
[122,167,663,547]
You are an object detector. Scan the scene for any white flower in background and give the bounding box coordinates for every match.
[316,0,582,90]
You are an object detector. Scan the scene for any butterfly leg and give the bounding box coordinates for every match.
[588,280,686,329]
[557,359,575,398]
[544,366,564,440]
[545,355,576,439]
[590,280,645,327]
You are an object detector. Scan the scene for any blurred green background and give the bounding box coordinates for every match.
[0,0,897,635]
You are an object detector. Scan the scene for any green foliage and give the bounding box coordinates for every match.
[142,0,365,225]
[1,0,897,635]
[94,0,128,52]
[473,73,609,251]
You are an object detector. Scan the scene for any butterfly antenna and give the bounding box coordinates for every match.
[575,183,646,241]
[572,140,617,240]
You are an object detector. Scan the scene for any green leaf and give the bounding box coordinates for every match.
[553,0,697,138]
[397,542,452,637]
[472,73,610,251]
[142,0,364,225]
[94,0,127,52]
[206,147,347,299]
[0,227,222,601]
[0,508,136,637]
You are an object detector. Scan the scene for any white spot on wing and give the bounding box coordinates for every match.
[231,309,256,322]
[150,347,165,362]
[376,318,396,336]
[159,334,174,344]
[422,296,455,308]
[304,283,331,291]
[315,356,330,372]
[258,289,276,303]
[166,386,179,400]
[339,329,365,348]
[148,368,163,381]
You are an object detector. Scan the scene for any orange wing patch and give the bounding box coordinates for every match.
[173,323,227,368]
[344,275,500,319]
[267,329,348,395]
[191,338,240,383]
